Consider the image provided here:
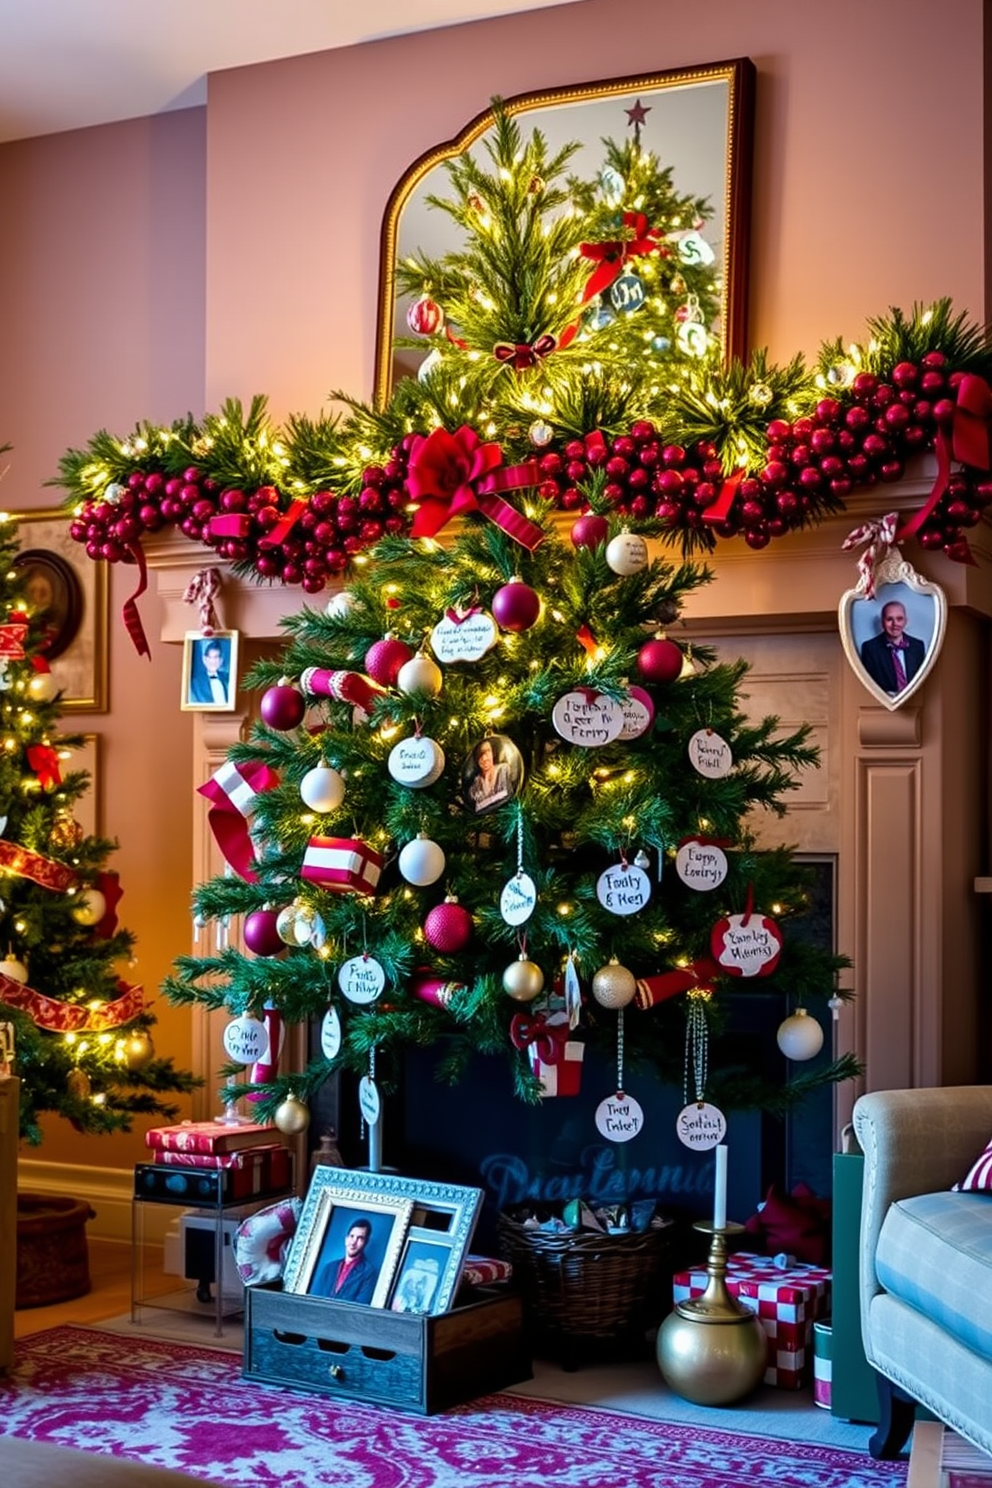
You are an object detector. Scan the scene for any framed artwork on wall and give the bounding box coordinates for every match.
[11,508,108,713]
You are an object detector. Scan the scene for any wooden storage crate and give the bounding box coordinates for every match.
[243,1282,531,1415]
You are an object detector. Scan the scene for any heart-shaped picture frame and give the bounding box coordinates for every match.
[839,550,946,711]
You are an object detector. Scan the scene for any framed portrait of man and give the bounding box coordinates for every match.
[181,630,239,712]
[839,562,946,711]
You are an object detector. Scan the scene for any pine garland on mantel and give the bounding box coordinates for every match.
[53,104,992,592]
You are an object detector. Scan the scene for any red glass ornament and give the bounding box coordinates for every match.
[570,514,609,550]
[365,637,413,686]
[636,637,683,685]
[407,295,444,336]
[261,684,306,731]
[493,580,540,632]
[424,899,473,953]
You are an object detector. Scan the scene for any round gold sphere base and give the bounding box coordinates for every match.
[656,1222,768,1407]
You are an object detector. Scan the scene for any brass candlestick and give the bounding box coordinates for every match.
[656,1221,767,1406]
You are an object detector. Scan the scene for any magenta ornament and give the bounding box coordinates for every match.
[423,898,473,953]
[636,637,684,685]
[261,683,306,731]
[570,514,609,550]
[492,579,540,632]
[243,909,285,958]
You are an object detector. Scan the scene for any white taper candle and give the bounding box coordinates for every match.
[712,1143,728,1230]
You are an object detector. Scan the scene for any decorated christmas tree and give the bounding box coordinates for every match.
[0,512,197,1143]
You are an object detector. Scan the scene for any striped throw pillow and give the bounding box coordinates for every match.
[956,1139,992,1191]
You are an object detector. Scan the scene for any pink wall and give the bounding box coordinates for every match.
[0,0,987,1171]
[204,0,986,416]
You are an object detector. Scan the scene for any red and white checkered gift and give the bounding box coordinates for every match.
[301,835,384,895]
[671,1250,831,1388]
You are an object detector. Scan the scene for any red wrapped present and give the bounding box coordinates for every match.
[671,1250,831,1388]
[461,1255,513,1287]
[152,1142,291,1199]
[301,835,384,895]
[145,1119,278,1156]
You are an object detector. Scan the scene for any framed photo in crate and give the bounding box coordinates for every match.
[283,1167,483,1314]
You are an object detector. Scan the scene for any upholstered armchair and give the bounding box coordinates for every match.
[853,1085,992,1460]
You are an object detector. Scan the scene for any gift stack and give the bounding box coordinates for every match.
[671,1251,831,1389]
[139,1119,293,1205]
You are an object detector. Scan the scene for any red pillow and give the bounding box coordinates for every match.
[743,1182,831,1266]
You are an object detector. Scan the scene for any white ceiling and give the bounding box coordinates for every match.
[0,0,582,145]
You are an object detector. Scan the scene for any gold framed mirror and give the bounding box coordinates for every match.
[373,58,755,409]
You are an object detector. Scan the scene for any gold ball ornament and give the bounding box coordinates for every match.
[66,1068,92,1100]
[27,671,59,703]
[502,955,545,1003]
[591,959,637,1009]
[0,957,28,983]
[50,813,84,849]
[274,1093,311,1136]
[123,1030,154,1070]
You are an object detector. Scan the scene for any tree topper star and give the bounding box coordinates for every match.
[625,99,652,129]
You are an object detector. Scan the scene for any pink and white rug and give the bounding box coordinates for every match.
[2,1326,907,1487]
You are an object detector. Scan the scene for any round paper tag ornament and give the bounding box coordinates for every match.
[430,610,498,664]
[711,910,783,978]
[338,954,386,1005]
[320,1005,342,1061]
[388,734,445,788]
[596,860,651,916]
[595,1091,645,1144]
[675,1101,727,1151]
[552,690,624,748]
[618,684,655,741]
[675,837,728,892]
[359,1076,381,1127]
[688,729,733,779]
[223,1016,268,1066]
[500,872,537,926]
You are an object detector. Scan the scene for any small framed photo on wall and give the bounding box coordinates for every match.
[839,562,946,711]
[181,630,239,712]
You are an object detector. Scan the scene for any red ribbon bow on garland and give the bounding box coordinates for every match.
[26,744,61,791]
[407,426,545,550]
[509,1009,570,1065]
[579,212,666,304]
[898,372,992,559]
[493,333,558,371]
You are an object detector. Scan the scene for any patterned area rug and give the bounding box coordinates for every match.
[2,1327,908,1488]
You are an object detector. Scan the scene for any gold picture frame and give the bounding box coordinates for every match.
[180,630,240,713]
[11,508,108,713]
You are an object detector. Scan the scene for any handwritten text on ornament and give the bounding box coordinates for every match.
[552,691,624,748]
[595,1092,645,1143]
[596,863,650,915]
[675,840,728,891]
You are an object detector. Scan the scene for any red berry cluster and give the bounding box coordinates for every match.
[529,356,991,558]
[69,444,415,594]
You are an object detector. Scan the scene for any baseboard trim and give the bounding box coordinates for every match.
[17,1159,171,1245]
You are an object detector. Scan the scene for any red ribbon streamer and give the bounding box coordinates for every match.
[701,469,746,525]
[0,840,77,892]
[0,972,143,1032]
[197,759,280,882]
[634,956,719,1010]
[258,494,308,550]
[899,372,992,545]
[91,869,124,939]
[407,427,544,551]
[509,1010,570,1065]
[493,334,557,371]
[26,744,61,791]
[579,212,665,303]
[207,514,252,540]
[248,1003,282,1099]
[0,620,28,658]
[575,624,599,656]
[122,542,151,659]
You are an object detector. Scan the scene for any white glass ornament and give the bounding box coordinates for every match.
[398,834,446,886]
[529,420,554,447]
[0,958,28,983]
[418,349,443,383]
[605,531,649,575]
[300,764,345,813]
[72,888,107,925]
[397,653,443,697]
[777,1008,825,1061]
[595,1091,644,1143]
[276,903,300,945]
[222,1015,268,1065]
[325,590,354,619]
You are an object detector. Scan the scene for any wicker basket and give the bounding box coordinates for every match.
[497,1205,671,1346]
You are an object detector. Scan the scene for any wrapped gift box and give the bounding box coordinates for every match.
[671,1250,831,1388]
[301,835,384,895]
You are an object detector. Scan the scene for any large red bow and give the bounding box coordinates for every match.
[26,744,61,791]
[579,212,665,303]
[407,426,544,550]
[899,372,992,556]
[493,334,557,371]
